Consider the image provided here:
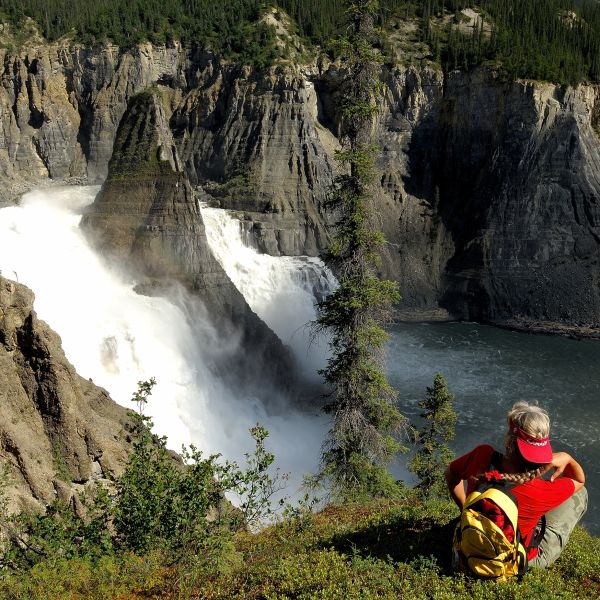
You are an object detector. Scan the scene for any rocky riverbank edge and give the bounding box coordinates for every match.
[493,318,600,341]
[394,308,600,340]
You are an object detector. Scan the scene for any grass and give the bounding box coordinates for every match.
[1,493,599,599]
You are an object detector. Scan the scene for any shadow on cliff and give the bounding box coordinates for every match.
[400,92,504,321]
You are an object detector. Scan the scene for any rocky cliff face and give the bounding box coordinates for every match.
[81,88,295,391]
[1,37,599,332]
[0,276,132,513]
[0,41,186,204]
[171,62,334,256]
[429,72,600,328]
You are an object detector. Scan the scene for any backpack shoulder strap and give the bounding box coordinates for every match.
[488,450,520,503]
[463,449,521,531]
[490,450,503,470]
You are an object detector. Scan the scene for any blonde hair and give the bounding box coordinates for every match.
[473,402,550,486]
[507,401,550,439]
[497,465,545,485]
[504,401,550,460]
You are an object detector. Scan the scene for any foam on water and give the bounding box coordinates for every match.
[200,204,336,380]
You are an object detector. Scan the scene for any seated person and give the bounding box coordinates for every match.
[445,401,587,567]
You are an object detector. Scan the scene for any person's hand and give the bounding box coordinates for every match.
[541,452,572,481]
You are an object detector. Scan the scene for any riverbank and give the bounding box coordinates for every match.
[394,308,600,340]
[493,319,600,340]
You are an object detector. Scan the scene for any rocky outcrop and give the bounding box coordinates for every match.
[171,63,334,256]
[0,38,332,254]
[0,276,132,513]
[373,66,455,312]
[81,89,295,390]
[0,41,187,205]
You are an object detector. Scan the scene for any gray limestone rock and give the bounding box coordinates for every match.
[0,36,599,332]
[171,63,333,256]
[0,41,187,205]
[0,276,132,514]
[414,70,600,329]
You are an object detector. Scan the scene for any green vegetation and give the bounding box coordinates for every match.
[51,441,73,484]
[414,0,600,85]
[314,0,405,501]
[2,495,599,599]
[410,373,457,499]
[0,379,598,599]
[104,89,178,181]
[4,1,600,82]
[0,0,281,66]
[0,380,285,578]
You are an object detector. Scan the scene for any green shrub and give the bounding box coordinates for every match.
[2,486,113,571]
[1,380,287,578]
[409,373,457,498]
[1,381,597,600]
[1,493,598,599]
[113,381,287,556]
[0,552,168,599]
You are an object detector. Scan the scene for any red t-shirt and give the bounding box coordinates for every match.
[449,444,575,559]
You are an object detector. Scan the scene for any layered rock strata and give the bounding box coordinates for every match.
[408,70,600,329]
[0,276,132,513]
[0,41,187,205]
[81,89,294,390]
[171,64,334,256]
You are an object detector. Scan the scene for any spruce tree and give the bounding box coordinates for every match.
[315,0,405,501]
[409,373,457,498]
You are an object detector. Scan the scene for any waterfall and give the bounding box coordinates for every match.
[0,186,330,493]
[200,204,336,380]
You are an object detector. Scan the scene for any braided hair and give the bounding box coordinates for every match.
[471,465,545,487]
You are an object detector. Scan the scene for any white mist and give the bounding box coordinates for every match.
[0,186,330,497]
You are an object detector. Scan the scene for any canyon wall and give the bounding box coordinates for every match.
[410,70,600,329]
[1,38,599,331]
[0,43,188,199]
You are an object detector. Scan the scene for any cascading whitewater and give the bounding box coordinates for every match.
[0,186,328,490]
[200,204,336,380]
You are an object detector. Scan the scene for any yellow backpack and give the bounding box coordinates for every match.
[452,484,528,581]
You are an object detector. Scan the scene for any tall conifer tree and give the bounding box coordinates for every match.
[315,0,405,500]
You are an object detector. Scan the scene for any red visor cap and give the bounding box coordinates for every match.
[510,420,553,464]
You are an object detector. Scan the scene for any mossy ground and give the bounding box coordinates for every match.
[1,492,598,599]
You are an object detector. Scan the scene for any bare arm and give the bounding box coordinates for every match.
[543,452,585,492]
[445,465,466,509]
